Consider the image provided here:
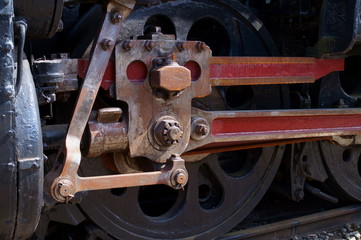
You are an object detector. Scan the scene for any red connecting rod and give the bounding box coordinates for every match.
[78,56,344,90]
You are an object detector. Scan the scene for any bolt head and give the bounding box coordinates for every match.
[167,126,183,141]
[175,172,187,185]
[101,39,113,51]
[176,42,185,52]
[154,117,184,148]
[145,41,155,51]
[110,12,122,23]
[121,41,134,51]
[191,117,210,141]
[52,178,75,202]
[196,42,207,52]
[150,63,191,92]
[170,169,188,189]
[195,124,209,136]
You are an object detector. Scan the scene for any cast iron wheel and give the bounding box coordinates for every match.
[79,147,284,239]
[319,141,361,202]
[315,72,361,202]
[71,1,287,239]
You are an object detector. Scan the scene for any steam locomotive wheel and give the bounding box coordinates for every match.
[70,0,286,239]
[79,147,284,239]
[320,141,361,202]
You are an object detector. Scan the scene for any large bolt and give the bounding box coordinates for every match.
[150,61,191,92]
[154,117,183,147]
[101,38,113,51]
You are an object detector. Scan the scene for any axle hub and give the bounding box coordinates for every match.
[154,117,184,147]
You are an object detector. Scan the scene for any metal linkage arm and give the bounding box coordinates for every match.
[51,154,188,202]
[48,0,135,202]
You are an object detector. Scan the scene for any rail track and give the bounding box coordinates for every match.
[219,205,361,240]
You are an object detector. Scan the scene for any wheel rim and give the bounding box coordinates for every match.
[76,1,285,238]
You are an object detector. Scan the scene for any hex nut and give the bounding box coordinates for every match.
[155,119,183,146]
[150,62,191,92]
[191,117,210,141]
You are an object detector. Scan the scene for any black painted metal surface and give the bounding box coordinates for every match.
[310,0,361,57]
[0,0,17,238]
[14,0,63,39]
[0,1,43,239]
[14,60,43,239]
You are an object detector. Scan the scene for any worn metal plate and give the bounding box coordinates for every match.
[115,40,211,162]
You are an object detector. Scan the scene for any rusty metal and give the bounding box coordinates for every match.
[48,0,135,202]
[51,154,188,202]
[144,41,155,51]
[101,38,114,51]
[121,40,134,51]
[150,61,191,92]
[153,116,183,148]
[115,38,211,163]
[96,107,122,123]
[190,117,210,141]
[176,41,185,52]
[49,22,349,203]
[186,108,361,153]
[78,53,345,92]
[209,57,344,86]
[83,121,128,158]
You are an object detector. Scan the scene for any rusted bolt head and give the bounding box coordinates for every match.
[145,41,155,51]
[196,42,207,52]
[121,41,134,51]
[154,118,183,147]
[150,62,191,92]
[195,124,209,136]
[191,117,210,141]
[176,42,185,52]
[101,38,113,51]
[110,12,122,23]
